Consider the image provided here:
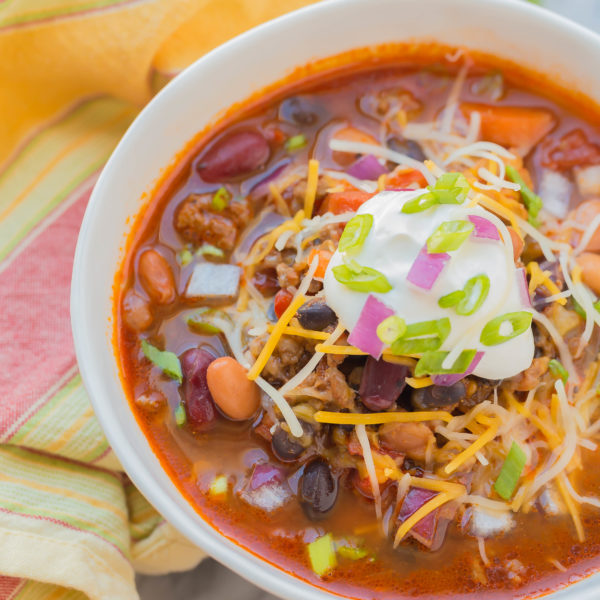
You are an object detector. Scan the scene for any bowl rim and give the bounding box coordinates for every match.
[71,0,600,598]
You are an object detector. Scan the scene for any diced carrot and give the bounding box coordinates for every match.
[320,190,374,214]
[386,168,427,189]
[461,102,556,154]
[308,247,333,278]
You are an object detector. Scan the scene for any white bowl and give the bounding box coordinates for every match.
[71,1,600,598]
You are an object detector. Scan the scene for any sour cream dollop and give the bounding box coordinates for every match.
[323,189,534,380]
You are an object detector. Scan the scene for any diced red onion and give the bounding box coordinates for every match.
[407,246,450,290]
[347,294,394,359]
[431,351,484,386]
[346,154,388,181]
[358,358,408,411]
[398,488,439,546]
[516,267,531,308]
[241,158,292,196]
[385,187,417,191]
[250,463,286,490]
[468,215,500,241]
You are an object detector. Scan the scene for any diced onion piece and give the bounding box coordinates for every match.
[185,263,242,302]
[431,351,484,386]
[347,294,395,359]
[407,246,450,290]
[307,533,337,577]
[493,441,527,500]
[347,154,388,180]
[516,267,531,308]
[538,169,572,219]
[356,423,382,520]
[468,214,500,241]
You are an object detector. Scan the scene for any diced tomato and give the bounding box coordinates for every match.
[308,247,333,278]
[541,129,600,170]
[386,168,427,189]
[320,190,374,214]
[273,289,293,318]
[461,102,556,154]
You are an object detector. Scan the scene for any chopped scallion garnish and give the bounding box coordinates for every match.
[177,248,193,266]
[548,358,569,384]
[174,402,186,426]
[307,533,337,577]
[338,214,373,255]
[391,318,451,355]
[332,260,392,293]
[337,545,368,560]
[480,311,533,346]
[141,339,182,383]
[430,172,470,205]
[376,315,407,345]
[506,165,542,226]
[187,307,228,335]
[414,349,477,377]
[401,191,437,214]
[494,441,527,500]
[438,289,465,309]
[456,274,490,316]
[211,186,231,211]
[427,220,474,253]
[285,133,308,152]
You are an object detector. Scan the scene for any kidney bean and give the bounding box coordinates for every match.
[206,356,261,420]
[411,381,466,411]
[359,358,408,411]
[138,249,176,304]
[577,252,600,295]
[296,301,337,331]
[299,458,338,520]
[181,348,217,431]
[197,130,270,182]
[122,289,153,331]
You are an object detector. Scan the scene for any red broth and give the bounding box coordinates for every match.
[116,44,600,598]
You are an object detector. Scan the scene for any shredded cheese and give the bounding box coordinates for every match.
[314,410,453,425]
[574,213,600,256]
[254,376,303,438]
[444,418,500,474]
[269,183,291,217]
[245,210,304,266]
[267,324,329,340]
[304,159,320,218]
[557,473,585,542]
[527,262,565,306]
[405,376,434,388]
[356,424,382,520]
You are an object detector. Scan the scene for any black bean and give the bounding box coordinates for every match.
[278,96,324,126]
[359,358,408,411]
[181,348,217,432]
[271,426,306,462]
[197,130,270,182]
[387,137,426,162]
[299,459,338,520]
[411,381,466,411]
[296,302,337,331]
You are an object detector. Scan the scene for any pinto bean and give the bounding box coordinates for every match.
[508,227,524,261]
[577,252,600,295]
[122,289,153,331]
[181,348,217,431]
[206,357,261,420]
[138,250,176,304]
[197,130,270,182]
[379,422,434,462]
[331,126,379,166]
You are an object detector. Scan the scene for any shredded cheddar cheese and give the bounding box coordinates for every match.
[269,183,291,217]
[444,418,500,475]
[304,159,320,218]
[314,410,453,425]
[267,324,329,340]
[405,376,434,388]
[557,474,585,542]
[527,261,566,305]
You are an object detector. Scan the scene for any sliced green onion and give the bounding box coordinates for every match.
[401,191,437,214]
[480,311,533,346]
[187,307,228,335]
[307,533,337,577]
[427,220,474,253]
[548,358,569,384]
[332,261,392,293]
[285,133,308,152]
[211,186,231,211]
[455,274,490,316]
[506,165,542,226]
[197,243,225,258]
[414,349,477,377]
[391,318,451,355]
[209,474,229,497]
[572,297,586,319]
[177,248,193,266]
[338,214,373,255]
[430,172,470,205]
[493,441,527,500]
[141,339,182,383]
[376,315,407,345]
[438,290,465,308]
[337,545,368,560]
[174,402,186,426]
[594,299,600,313]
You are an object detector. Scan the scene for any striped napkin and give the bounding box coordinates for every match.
[0,1,316,598]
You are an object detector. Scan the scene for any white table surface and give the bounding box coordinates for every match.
[137,1,599,598]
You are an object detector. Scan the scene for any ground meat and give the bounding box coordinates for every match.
[276,262,301,288]
[458,377,498,412]
[507,357,550,392]
[283,175,331,214]
[175,193,252,251]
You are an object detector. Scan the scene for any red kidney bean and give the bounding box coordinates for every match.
[181,348,217,432]
[359,358,408,411]
[299,458,338,520]
[197,130,270,182]
[122,289,153,331]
